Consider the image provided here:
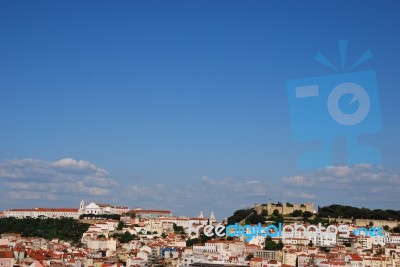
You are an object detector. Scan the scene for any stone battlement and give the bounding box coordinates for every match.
[254,202,314,216]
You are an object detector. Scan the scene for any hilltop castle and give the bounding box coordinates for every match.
[254,202,314,216]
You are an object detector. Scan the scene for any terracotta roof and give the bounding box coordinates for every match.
[9,208,78,212]
[349,254,363,261]
[0,251,13,258]
[129,209,171,214]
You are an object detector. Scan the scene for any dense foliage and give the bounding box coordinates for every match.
[186,231,217,247]
[318,205,400,220]
[112,231,137,243]
[116,221,125,230]
[228,204,400,226]
[173,223,184,234]
[186,237,201,247]
[264,236,284,250]
[227,208,254,225]
[0,218,89,243]
[245,213,265,224]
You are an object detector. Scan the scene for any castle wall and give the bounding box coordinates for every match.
[327,218,399,228]
[254,202,314,216]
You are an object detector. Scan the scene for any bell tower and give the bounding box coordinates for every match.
[79,199,86,215]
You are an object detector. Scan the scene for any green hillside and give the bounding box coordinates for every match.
[0,217,89,243]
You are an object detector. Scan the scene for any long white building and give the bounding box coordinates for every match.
[3,207,80,219]
[3,199,129,219]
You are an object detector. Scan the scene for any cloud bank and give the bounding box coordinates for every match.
[1,158,399,219]
[0,158,118,201]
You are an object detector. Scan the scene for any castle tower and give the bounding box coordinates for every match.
[199,211,204,218]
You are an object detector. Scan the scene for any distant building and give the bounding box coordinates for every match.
[84,202,104,215]
[86,238,117,251]
[5,199,129,219]
[112,206,129,215]
[79,199,129,216]
[3,208,80,219]
[128,208,172,219]
[254,202,314,216]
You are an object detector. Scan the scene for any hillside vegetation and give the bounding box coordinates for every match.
[318,205,400,220]
[226,204,400,226]
[0,217,89,243]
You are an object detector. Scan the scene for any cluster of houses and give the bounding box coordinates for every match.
[1,202,400,267]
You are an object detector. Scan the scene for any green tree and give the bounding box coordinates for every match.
[246,253,254,261]
[117,221,125,230]
[186,238,201,247]
[303,211,313,220]
[173,223,184,234]
[261,210,268,217]
[113,231,136,243]
[392,225,400,233]
[227,209,254,225]
[264,236,283,250]
[292,210,303,217]
[0,218,89,244]
[245,213,265,224]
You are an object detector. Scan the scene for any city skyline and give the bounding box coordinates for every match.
[1,1,400,219]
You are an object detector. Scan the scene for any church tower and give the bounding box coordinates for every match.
[79,199,86,215]
[210,211,216,223]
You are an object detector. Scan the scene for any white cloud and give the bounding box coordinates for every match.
[325,166,352,177]
[299,192,317,199]
[118,165,400,218]
[82,176,118,187]
[201,176,218,186]
[8,191,57,201]
[123,175,282,216]
[0,158,118,201]
[284,190,317,200]
[283,175,314,187]
[282,164,400,204]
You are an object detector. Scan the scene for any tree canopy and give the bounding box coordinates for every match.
[0,217,89,243]
[318,205,400,220]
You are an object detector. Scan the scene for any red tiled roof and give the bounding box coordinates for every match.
[9,208,78,212]
[0,251,13,258]
[129,209,171,214]
[349,254,363,261]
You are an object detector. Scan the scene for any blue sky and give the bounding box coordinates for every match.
[1,1,400,220]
